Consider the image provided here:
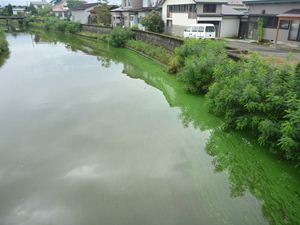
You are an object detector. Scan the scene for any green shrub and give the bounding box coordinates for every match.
[0,28,8,54]
[140,10,164,33]
[257,17,264,43]
[207,54,300,162]
[65,21,81,33]
[172,39,227,94]
[126,39,172,64]
[110,27,133,48]
[55,21,67,32]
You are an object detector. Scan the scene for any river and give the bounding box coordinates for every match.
[0,32,299,225]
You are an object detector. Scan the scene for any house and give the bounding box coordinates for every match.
[161,0,244,37]
[240,0,300,45]
[30,0,50,9]
[12,7,27,16]
[111,0,160,29]
[52,0,70,19]
[71,3,98,24]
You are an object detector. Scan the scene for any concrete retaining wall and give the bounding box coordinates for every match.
[81,24,113,34]
[80,24,184,51]
[133,30,183,51]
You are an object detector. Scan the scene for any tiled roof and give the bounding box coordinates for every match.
[278,8,300,17]
[71,3,98,11]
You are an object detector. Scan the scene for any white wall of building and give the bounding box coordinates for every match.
[71,7,94,24]
[161,0,195,22]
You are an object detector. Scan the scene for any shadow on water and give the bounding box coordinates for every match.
[26,30,300,225]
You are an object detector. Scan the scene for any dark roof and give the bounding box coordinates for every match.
[277,8,300,18]
[71,3,98,11]
[243,0,300,4]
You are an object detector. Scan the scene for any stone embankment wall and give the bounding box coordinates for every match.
[81,24,183,51]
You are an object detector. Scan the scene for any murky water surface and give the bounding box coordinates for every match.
[0,33,299,225]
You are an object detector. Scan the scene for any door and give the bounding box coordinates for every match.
[289,20,300,41]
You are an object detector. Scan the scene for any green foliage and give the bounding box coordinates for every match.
[110,27,133,48]
[171,39,227,94]
[0,4,13,16]
[38,17,80,33]
[257,17,264,43]
[0,28,8,54]
[67,0,82,9]
[29,4,38,15]
[295,62,300,98]
[140,10,164,33]
[91,3,111,26]
[126,39,172,64]
[208,53,300,162]
[65,21,81,33]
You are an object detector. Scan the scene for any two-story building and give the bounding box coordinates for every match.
[239,0,300,45]
[161,0,244,37]
[52,0,70,20]
[111,0,159,29]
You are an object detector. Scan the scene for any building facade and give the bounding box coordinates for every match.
[240,0,300,45]
[111,0,159,29]
[52,0,70,20]
[71,3,98,24]
[161,0,244,37]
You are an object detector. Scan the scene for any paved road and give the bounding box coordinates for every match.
[226,39,300,61]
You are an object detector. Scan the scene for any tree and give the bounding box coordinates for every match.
[2,4,13,16]
[29,3,38,15]
[140,10,164,33]
[90,3,111,26]
[257,17,264,43]
[67,0,82,9]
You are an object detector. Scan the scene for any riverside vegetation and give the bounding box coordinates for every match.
[169,39,300,165]
[0,28,8,55]
[24,19,300,166]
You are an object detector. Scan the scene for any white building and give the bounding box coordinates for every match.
[30,0,50,9]
[161,0,245,37]
[12,7,27,16]
[71,3,98,24]
[111,0,160,29]
[52,0,70,19]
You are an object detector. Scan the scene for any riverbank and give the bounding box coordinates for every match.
[0,28,8,55]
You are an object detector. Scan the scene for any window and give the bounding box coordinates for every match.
[167,4,196,13]
[203,4,217,13]
[198,27,204,32]
[261,16,278,28]
[192,26,198,32]
[280,20,290,29]
[184,27,191,32]
[206,26,215,32]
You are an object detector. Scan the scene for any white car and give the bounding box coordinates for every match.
[183,24,216,39]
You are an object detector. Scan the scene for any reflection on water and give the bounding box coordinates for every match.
[0,31,299,225]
